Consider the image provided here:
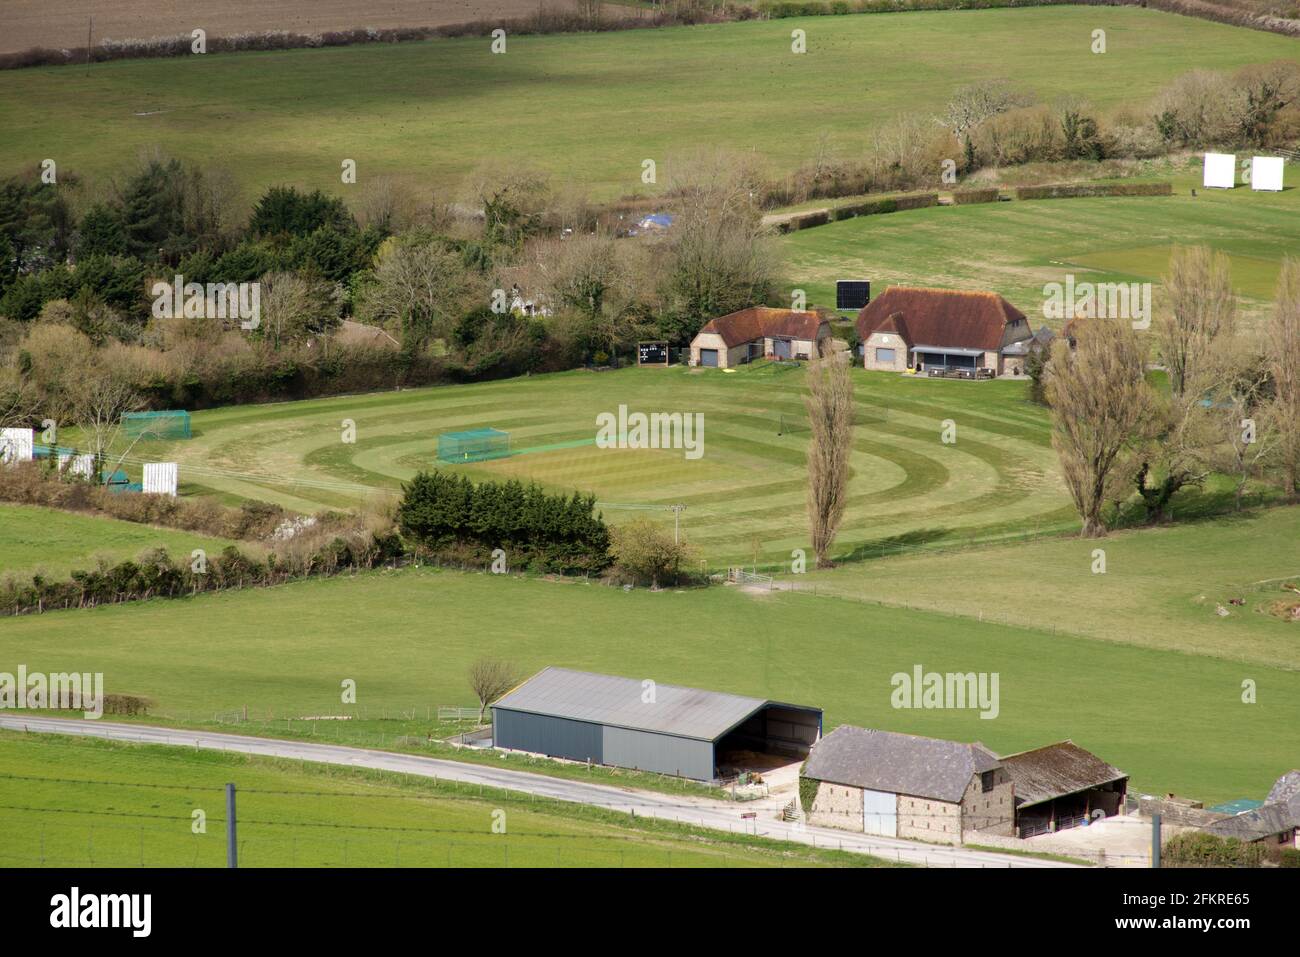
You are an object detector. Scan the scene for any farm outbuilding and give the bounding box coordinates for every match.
[491,667,822,782]
[999,741,1128,837]
[800,726,1014,843]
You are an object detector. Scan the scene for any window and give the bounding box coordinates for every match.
[875,347,896,364]
[981,771,995,793]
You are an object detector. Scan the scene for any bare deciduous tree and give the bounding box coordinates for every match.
[1156,245,1236,396]
[1045,320,1155,537]
[259,270,340,350]
[71,367,142,467]
[354,240,477,352]
[1269,256,1300,500]
[468,657,520,724]
[804,352,854,568]
[0,363,38,430]
[660,150,777,338]
[942,80,1030,146]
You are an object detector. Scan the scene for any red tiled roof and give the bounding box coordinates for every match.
[856,287,1026,351]
[697,307,828,348]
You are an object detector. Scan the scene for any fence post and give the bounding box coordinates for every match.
[226,783,237,869]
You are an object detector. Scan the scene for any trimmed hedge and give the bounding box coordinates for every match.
[834,192,939,220]
[952,188,1002,205]
[1014,182,1174,200]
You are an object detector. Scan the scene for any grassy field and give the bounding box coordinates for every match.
[796,505,1300,670]
[0,504,233,579]
[0,0,553,54]
[1,9,1295,199]
[2,567,1298,803]
[119,364,1077,565]
[782,161,1300,324]
[0,731,876,867]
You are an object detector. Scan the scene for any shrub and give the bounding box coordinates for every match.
[1162,830,1265,867]
[609,518,697,588]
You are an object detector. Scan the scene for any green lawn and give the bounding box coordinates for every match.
[0,731,876,867]
[121,364,1076,565]
[2,567,1297,804]
[796,504,1300,671]
[782,162,1300,324]
[0,504,233,580]
[0,9,1294,200]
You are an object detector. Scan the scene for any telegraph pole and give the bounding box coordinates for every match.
[668,504,686,544]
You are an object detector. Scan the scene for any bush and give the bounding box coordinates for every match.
[1162,830,1265,867]
[609,518,697,588]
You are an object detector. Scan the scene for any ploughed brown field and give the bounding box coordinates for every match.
[0,0,559,55]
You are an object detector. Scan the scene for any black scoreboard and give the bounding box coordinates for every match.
[638,341,669,366]
[836,280,871,311]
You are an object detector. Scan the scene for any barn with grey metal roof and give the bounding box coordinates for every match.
[491,667,822,781]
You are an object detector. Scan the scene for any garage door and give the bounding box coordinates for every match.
[774,339,792,359]
[862,788,897,836]
[699,349,718,368]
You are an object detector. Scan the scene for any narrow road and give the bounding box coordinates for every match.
[0,715,1077,868]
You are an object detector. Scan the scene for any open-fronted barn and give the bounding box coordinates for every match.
[1000,741,1128,837]
[491,667,822,781]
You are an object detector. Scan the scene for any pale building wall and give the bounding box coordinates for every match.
[863,332,909,372]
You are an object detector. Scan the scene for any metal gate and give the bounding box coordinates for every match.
[862,788,897,836]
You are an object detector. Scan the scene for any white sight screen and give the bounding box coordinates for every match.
[1251,156,1284,192]
[1203,153,1236,189]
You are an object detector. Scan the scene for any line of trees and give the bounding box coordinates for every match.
[1043,248,1300,537]
[397,471,613,574]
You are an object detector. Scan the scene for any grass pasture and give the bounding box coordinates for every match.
[1,567,1298,803]
[123,365,1076,566]
[1,9,1296,199]
[796,505,1300,670]
[0,731,872,868]
[782,166,1300,322]
[0,504,233,580]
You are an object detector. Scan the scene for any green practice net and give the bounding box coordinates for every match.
[437,428,510,463]
[122,411,191,440]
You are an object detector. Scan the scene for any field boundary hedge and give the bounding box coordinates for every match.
[772,192,938,232]
[951,188,1003,205]
[5,0,1295,70]
[1014,182,1175,199]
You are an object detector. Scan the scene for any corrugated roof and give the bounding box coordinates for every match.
[1204,795,1300,842]
[492,667,790,741]
[801,725,1000,804]
[856,286,1028,351]
[999,741,1128,809]
[696,307,827,348]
